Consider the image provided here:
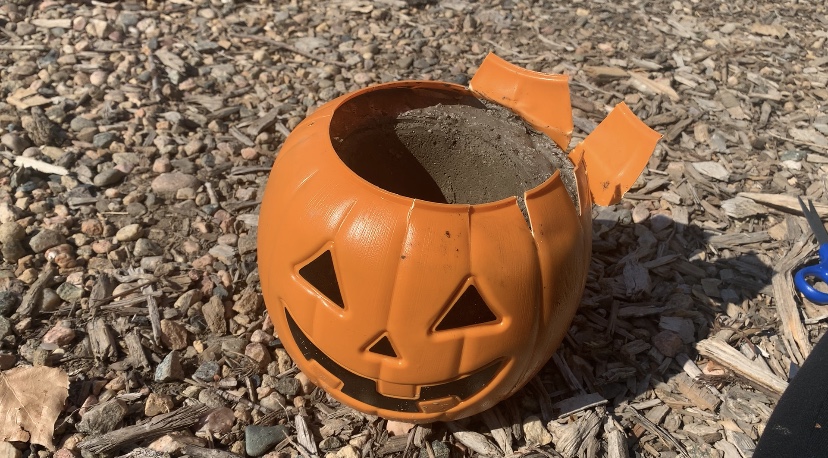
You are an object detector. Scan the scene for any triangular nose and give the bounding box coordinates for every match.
[368,334,398,358]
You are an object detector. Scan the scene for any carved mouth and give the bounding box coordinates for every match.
[285,309,501,413]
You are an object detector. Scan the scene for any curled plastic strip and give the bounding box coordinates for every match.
[469,53,573,151]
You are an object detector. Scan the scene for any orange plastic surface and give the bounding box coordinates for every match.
[469,53,573,150]
[257,56,659,423]
[570,102,662,206]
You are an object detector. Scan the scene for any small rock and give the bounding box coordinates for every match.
[193,360,221,382]
[56,282,83,303]
[92,132,117,148]
[202,297,227,334]
[1,241,26,263]
[240,147,259,160]
[141,256,164,271]
[145,392,175,416]
[721,196,767,219]
[80,219,104,236]
[191,254,214,270]
[217,233,238,246]
[659,316,696,344]
[250,329,274,345]
[184,139,205,156]
[294,37,330,53]
[0,352,15,370]
[155,351,184,382]
[42,321,75,346]
[40,288,61,312]
[274,349,292,373]
[93,168,126,187]
[274,377,301,397]
[53,449,74,458]
[70,116,96,132]
[152,157,172,173]
[294,372,315,394]
[208,244,237,264]
[0,203,20,224]
[41,146,63,160]
[89,19,113,38]
[653,330,685,357]
[89,70,109,87]
[238,235,257,255]
[148,435,183,454]
[152,172,201,195]
[233,288,263,315]
[419,441,449,458]
[105,376,126,391]
[77,399,128,435]
[160,319,188,350]
[0,317,10,340]
[386,420,414,436]
[336,445,360,458]
[134,238,162,257]
[319,437,342,451]
[259,392,287,411]
[0,292,19,317]
[1,133,30,154]
[200,407,235,435]
[245,343,272,369]
[29,229,65,253]
[117,11,140,28]
[176,187,196,200]
[522,415,553,446]
[245,425,288,457]
[221,338,246,354]
[198,388,226,409]
[0,442,21,458]
[0,222,25,244]
[692,161,730,181]
[115,224,142,242]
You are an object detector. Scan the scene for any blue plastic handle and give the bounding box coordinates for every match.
[795,261,828,305]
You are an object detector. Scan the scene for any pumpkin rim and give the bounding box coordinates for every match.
[313,80,582,216]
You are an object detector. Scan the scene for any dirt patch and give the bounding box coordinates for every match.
[333,100,578,221]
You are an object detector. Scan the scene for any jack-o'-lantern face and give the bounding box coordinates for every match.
[258,54,660,422]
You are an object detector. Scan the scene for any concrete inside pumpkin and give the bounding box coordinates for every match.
[330,87,577,217]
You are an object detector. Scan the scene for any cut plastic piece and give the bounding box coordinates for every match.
[569,102,662,206]
[469,53,573,150]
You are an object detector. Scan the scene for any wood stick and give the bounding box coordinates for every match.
[0,44,49,51]
[446,422,503,457]
[771,237,814,363]
[124,331,150,370]
[79,404,210,453]
[233,34,349,68]
[739,192,828,219]
[3,153,70,175]
[179,445,244,458]
[142,278,162,346]
[625,406,689,457]
[294,414,319,457]
[767,131,828,151]
[604,416,629,458]
[695,338,788,394]
[481,408,513,455]
[15,264,56,317]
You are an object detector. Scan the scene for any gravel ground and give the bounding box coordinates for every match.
[1,0,828,457]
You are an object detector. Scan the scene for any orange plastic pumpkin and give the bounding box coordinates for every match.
[258,54,660,422]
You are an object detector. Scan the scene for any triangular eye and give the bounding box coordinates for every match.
[298,250,345,309]
[367,334,398,357]
[435,285,497,331]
